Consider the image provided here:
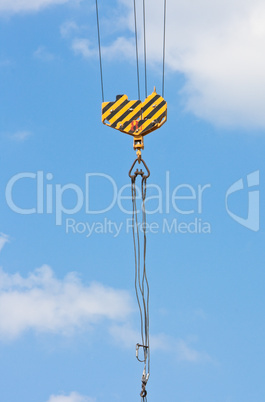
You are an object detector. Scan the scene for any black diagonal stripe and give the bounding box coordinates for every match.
[147,109,167,123]
[134,109,166,132]
[110,100,141,128]
[102,102,114,114]
[121,110,143,130]
[142,122,156,134]
[141,111,167,134]
[156,110,167,122]
[105,99,130,121]
[142,94,161,112]
[144,100,166,120]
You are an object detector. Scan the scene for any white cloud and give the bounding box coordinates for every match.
[0,59,13,67]
[47,392,95,402]
[34,46,56,61]
[0,256,210,363]
[0,265,133,340]
[0,0,80,14]
[174,338,211,363]
[109,323,139,348]
[2,0,265,127]
[71,36,134,62]
[102,37,135,60]
[0,233,9,252]
[109,0,265,128]
[110,324,211,363]
[60,21,79,38]
[71,39,96,59]
[7,130,32,142]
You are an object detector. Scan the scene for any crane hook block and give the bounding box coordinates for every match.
[101,87,167,138]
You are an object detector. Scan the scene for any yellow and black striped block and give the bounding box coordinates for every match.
[101,89,167,136]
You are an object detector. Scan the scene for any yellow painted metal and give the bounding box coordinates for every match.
[101,87,167,156]
[133,135,144,161]
[102,88,167,133]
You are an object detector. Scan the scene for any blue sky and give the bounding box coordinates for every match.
[1,0,265,401]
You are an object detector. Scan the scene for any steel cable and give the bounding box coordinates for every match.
[162,0,167,97]
[132,177,145,345]
[95,0,104,102]
[129,159,150,401]
[143,0,148,98]
[141,176,150,374]
[133,0,141,100]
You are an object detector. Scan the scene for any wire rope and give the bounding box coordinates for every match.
[132,178,145,345]
[133,0,141,100]
[142,177,150,374]
[95,0,104,102]
[129,159,150,401]
[162,0,167,97]
[143,0,148,98]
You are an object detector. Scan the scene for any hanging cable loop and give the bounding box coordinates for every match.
[129,157,150,180]
[129,156,150,401]
[136,343,149,363]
